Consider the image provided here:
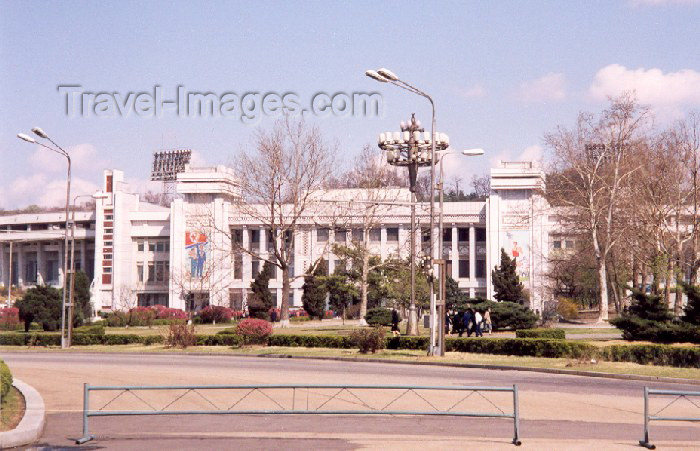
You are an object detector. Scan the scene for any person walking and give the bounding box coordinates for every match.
[463,309,473,337]
[445,311,451,335]
[455,311,465,337]
[473,309,483,337]
[484,308,492,335]
[391,308,401,337]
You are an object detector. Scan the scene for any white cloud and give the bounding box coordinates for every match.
[456,84,487,99]
[517,73,567,103]
[1,142,105,209]
[518,144,543,162]
[590,64,700,108]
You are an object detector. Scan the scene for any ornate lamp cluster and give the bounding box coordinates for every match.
[378,114,449,167]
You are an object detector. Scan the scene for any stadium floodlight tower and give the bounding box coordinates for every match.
[150,149,192,201]
[378,114,450,341]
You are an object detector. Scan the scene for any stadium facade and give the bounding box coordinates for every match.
[0,161,556,315]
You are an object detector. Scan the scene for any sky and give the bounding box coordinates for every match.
[1,0,699,208]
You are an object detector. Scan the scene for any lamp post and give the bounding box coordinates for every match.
[435,148,484,355]
[17,129,72,348]
[367,68,443,353]
[376,114,449,339]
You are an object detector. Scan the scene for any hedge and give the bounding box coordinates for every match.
[0,359,12,399]
[269,334,354,348]
[599,344,700,368]
[515,328,566,340]
[446,338,595,359]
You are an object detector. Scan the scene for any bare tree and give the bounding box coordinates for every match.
[546,93,650,321]
[331,145,407,324]
[235,118,336,327]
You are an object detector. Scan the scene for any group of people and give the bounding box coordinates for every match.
[446,308,492,337]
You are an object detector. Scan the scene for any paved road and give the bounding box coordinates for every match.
[3,351,699,449]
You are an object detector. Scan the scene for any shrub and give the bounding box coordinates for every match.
[386,336,429,350]
[73,325,105,335]
[106,311,128,327]
[556,298,579,320]
[151,305,188,320]
[164,324,197,348]
[236,319,273,345]
[0,360,12,399]
[365,308,393,327]
[128,307,157,327]
[290,316,311,323]
[152,318,186,326]
[350,326,386,354]
[516,328,565,339]
[196,334,243,347]
[197,306,234,324]
[445,337,596,359]
[216,327,239,335]
[0,307,20,331]
[470,300,538,331]
[269,334,353,348]
[599,344,700,368]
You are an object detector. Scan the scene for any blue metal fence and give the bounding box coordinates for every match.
[639,387,700,449]
[76,383,521,445]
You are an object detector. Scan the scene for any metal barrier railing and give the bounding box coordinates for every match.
[76,383,521,446]
[640,387,700,449]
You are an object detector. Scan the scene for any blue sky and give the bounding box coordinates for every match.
[1,0,699,208]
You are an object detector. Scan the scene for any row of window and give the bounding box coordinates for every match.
[136,261,170,284]
[552,239,575,249]
[136,240,170,253]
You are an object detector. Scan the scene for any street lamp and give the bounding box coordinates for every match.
[17,128,72,348]
[367,68,442,353]
[377,114,449,337]
[434,148,484,355]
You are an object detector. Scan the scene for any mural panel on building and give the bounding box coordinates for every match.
[186,230,208,278]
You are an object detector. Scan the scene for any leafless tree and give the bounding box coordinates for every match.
[234,118,336,327]
[546,93,650,321]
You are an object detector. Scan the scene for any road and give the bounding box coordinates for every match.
[3,351,699,449]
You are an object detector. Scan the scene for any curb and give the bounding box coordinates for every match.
[0,378,46,449]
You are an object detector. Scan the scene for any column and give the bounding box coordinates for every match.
[242,228,251,281]
[380,227,387,260]
[469,226,476,282]
[451,227,458,280]
[0,243,5,287]
[80,240,87,276]
[58,241,64,287]
[17,243,25,287]
[37,243,45,285]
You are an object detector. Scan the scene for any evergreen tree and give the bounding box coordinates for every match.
[302,260,328,319]
[16,285,62,332]
[72,271,93,326]
[491,249,525,304]
[248,261,274,320]
[681,283,700,325]
[445,275,468,311]
[326,267,358,321]
[627,289,673,322]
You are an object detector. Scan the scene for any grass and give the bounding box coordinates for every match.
[563,328,622,335]
[4,344,699,381]
[0,385,25,432]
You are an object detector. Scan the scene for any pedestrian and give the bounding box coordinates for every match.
[455,311,464,336]
[445,311,451,335]
[391,308,401,336]
[473,309,483,337]
[484,307,492,335]
[463,309,473,337]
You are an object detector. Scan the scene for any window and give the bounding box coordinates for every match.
[458,228,469,242]
[104,228,113,234]
[232,229,243,248]
[442,228,452,244]
[137,241,144,252]
[446,260,453,278]
[387,227,399,242]
[156,242,165,252]
[149,242,156,252]
[565,240,574,249]
[104,267,112,274]
[252,260,260,278]
[352,228,363,242]
[334,229,347,243]
[553,240,562,249]
[369,228,381,243]
[317,228,329,243]
[229,290,243,310]
[137,263,144,282]
[475,228,486,242]
[249,229,260,251]
[421,228,431,243]
[458,259,469,278]
[104,241,113,247]
[103,253,112,261]
[155,261,169,283]
[233,253,242,280]
[147,263,155,282]
[105,214,113,221]
[476,260,486,278]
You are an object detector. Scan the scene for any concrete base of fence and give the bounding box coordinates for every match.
[0,378,46,448]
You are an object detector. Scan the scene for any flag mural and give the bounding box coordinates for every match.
[186,230,208,278]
